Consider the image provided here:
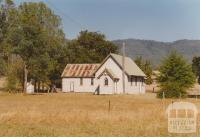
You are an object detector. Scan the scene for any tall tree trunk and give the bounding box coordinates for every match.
[34,80,37,93]
[24,64,28,94]
[42,82,44,92]
[38,81,40,93]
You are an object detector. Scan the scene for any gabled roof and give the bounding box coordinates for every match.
[95,53,146,77]
[61,53,146,78]
[61,64,100,78]
[97,68,119,81]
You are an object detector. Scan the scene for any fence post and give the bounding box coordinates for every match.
[108,100,111,112]
[162,92,165,112]
[162,92,165,99]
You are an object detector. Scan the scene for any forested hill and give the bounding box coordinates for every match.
[113,39,200,67]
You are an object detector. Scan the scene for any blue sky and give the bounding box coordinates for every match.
[15,0,200,41]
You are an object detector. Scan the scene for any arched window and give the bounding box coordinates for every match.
[104,78,108,86]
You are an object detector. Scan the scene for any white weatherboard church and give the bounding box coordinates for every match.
[61,53,146,94]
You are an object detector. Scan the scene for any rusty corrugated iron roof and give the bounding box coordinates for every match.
[61,64,100,78]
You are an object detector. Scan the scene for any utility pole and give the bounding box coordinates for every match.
[122,42,126,94]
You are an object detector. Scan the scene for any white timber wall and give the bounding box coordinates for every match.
[95,57,124,94]
[95,57,145,94]
[62,57,146,94]
[125,76,145,94]
[98,75,114,94]
[62,78,96,92]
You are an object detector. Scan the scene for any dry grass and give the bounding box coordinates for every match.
[0,93,200,137]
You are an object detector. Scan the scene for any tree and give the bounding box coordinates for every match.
[5,2,67,91]
[192,56,200,84]
[135,56,153,85]
[68,30,118,63]
[0,1,117,92]
[0,58,6,75]
[48,43,69,87]
[0,0,15,65]
[157,52,195,98]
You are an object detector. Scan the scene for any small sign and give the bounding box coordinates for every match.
[166,102,198,133]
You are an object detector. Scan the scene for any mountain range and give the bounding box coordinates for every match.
[113,39,200,67]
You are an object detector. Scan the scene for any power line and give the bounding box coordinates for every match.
[45,0,86,30]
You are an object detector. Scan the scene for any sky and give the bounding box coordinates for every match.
[15,0,200,42]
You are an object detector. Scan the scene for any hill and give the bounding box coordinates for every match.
[113,39,200,67]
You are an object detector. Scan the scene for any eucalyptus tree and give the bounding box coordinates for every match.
[68,30,118,63]
[7,2,67,91]
[0,0,15,68]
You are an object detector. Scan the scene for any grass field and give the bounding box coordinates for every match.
[0,93,200,137]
